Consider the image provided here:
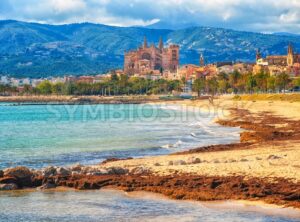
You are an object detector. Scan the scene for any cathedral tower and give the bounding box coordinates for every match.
[256,49,262,61]
[287,43,294,66]
[143,36,148,49]
[158,37,164,51]
[200,54,205,67]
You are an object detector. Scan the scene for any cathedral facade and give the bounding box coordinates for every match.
[257,44,300,67]
[124,37,179,75]
[255,44,300,76]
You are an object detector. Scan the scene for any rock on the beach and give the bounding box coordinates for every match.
[173,160,187,166]
[70,164,83,172]
[4,167,33,187]
[83,168,109,176]
[80,166,92,175]
[187,157,201,165]
[0,183,18,190]
[42,166,57,177]
[168,161,174,166]
[0,170,4,178]
[56,167,71,176]
[267,155,282,160]
[107,167,129,175]
[31,175,44,187]
[4,167,32,179]
[38,182,56,190]
[130,166,151,175]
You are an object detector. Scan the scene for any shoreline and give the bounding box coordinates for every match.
[123,190,300,218]
[1,95,300,211]
[0,95,181,105]
[3,187,300,218]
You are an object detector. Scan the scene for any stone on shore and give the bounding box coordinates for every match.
[4,167,32,179]
[0,170,4,178]
[4,167,33,187]
[38,182,56,190]
[187,157,201,165]
[106,167,129,175]
[70,164,83,172]
[42,166,57,177]
[267,155,282,160]
[130,166,151,175]
[173,160,186,166]
[0,183,18,190]
[56,167,71,176]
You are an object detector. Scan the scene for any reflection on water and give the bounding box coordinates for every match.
[0,190,299,222]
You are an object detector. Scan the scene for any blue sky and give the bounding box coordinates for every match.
[1,0,300,33]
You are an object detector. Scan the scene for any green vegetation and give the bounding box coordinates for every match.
[1,72,299,97]
[194,71,300,96]
[0,74,181,96]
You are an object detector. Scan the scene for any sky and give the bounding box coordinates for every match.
[1,0,300,33]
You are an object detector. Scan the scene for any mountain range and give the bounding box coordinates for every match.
[1,20,300,78]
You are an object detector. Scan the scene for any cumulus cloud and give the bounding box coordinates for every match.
[1,0,300,33]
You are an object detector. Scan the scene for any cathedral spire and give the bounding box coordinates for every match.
[287,43,294,66]
[256,48,262,61]
[288,42,293,55]
[200,53,205,67]
[143,36,148,48]
[158,36,163,50]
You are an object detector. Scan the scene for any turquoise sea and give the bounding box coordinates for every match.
[0,103,240,169]
[0,103,299,221]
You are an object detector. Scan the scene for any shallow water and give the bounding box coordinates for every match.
[0,103,240,168]
[0,190,299,222]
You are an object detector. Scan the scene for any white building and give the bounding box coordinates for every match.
[0,76,10,85]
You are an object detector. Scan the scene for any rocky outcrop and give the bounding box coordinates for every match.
[106,167,129,175]
[42,166,57,177]
[0,165,299,209]
[56,167,71,177]
[38,182,57,190]
[3,167,33,187]
[186,157,201,164]
[4,167,32,179]
[130,166,151,175]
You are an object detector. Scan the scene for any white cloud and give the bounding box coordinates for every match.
[1,0,300,33]
[49,0,86,13]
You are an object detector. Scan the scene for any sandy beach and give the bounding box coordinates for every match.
[101,95,300,181]
[91,95,300,208]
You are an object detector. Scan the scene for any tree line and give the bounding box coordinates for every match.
[1,72,300,96]
[193,71,300,96]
